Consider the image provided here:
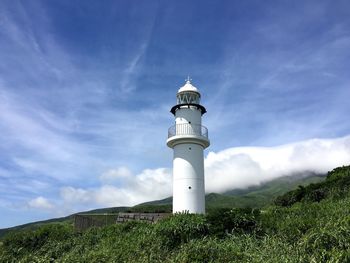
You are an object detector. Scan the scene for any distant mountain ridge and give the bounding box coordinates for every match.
[137,172,326,209]
[0,172,326,238]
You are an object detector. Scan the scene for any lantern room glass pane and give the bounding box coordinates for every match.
[177,92,200,104]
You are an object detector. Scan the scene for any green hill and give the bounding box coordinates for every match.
[274,166,350,206]
[135,173,325,210]
[0,165,349,262]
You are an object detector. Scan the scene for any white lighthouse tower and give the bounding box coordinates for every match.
[167,78,210,214]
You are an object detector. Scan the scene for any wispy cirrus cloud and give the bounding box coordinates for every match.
[0,1,166,222]
[204,18,350,149]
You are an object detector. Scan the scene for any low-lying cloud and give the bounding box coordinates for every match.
[56,135,350,212]
[205,136,350,193]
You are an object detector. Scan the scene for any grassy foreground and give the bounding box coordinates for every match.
[1,166,349,262]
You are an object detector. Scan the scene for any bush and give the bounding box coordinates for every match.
[274,185,306,206]
[153,213,209,249]
[275,166,350,207]
[173,238,246,263]
[206,208,261,237]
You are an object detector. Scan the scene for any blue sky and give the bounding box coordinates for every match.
[1,0,350,228]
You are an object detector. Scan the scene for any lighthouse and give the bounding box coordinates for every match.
[167,78,210,214]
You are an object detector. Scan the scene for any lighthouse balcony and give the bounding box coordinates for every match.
[167,123,210,148]
[168,123,208,138]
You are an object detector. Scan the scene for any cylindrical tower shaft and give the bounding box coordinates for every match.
[173,143,205,213]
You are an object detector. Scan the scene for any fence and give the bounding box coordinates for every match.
[74,213,171,232]
[74,213,118,232]
[116,213,171,223]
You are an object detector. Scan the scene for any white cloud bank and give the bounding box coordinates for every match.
[205,136,350,193]
[59,135,350,210]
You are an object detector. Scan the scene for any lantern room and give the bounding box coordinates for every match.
[176,79,201,104]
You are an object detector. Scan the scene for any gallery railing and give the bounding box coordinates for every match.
[168,123,208,139]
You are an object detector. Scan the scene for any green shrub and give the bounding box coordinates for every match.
[154,213,209,249]
[274,185,306,206]
[206,208,261,237]
[173,238,247,263]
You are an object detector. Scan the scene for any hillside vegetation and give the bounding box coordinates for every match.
[1,166,349,262]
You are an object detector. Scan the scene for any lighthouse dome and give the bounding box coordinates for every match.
[178,80,199,93]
